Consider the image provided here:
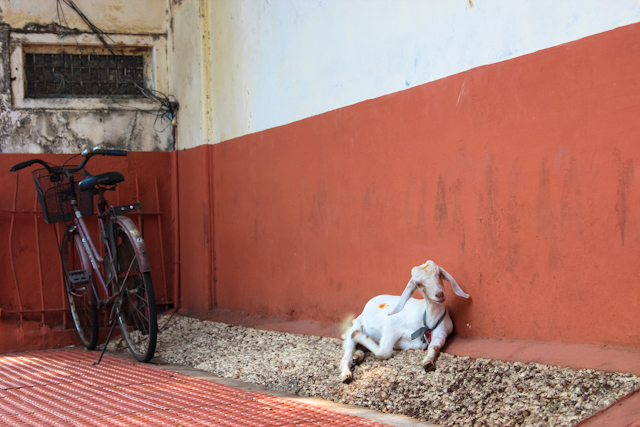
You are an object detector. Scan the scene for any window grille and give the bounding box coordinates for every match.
[24,53,145,98]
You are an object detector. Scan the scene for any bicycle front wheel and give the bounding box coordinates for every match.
[113,223,157,362]
[61,230,99,350]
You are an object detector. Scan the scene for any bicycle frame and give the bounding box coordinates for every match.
[11,147,158,363]
[68,191,151,308]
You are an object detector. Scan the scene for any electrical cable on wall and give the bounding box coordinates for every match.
[56,0,117,55]
[55,0,179,134]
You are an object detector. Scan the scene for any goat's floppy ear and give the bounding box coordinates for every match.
[388,279,417,315]
[440,268,469,298]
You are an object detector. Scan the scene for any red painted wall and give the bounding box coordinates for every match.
[176,145,216,312]
[0,152,175,352]
[211,23,640,347]
[4,23,640,352]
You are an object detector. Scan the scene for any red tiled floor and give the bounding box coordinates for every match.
[0,349,394,427]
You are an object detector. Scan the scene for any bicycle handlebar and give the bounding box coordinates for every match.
[9,149,128,173]
[9,159,53,173]
[93,149,127,157]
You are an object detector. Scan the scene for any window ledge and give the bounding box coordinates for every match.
[13,97,161,111]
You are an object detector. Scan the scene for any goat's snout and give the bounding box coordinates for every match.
[432,291,446,303]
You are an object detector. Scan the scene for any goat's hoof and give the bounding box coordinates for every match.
[423,361,436,372]
[352,350,365,365]
[341,372,353,383]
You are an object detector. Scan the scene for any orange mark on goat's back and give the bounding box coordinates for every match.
[379,303,389,309]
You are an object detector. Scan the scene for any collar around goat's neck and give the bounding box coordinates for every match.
[411,309,447,344]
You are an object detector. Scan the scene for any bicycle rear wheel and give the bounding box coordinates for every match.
[61,230,99,350]
[113,223,157,362]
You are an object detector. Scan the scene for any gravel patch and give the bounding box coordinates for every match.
[130,315,638,427]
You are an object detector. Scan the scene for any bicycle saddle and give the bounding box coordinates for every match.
[78,172,124,192]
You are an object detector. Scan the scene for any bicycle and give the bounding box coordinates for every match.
[10,147,157,363]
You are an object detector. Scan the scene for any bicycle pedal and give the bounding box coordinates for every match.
[69,269,89,283]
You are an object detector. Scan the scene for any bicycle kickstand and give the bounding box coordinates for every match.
[93,304,120,366]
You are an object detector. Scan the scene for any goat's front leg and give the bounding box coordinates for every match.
[340,327,358,383]
[422,329,447,372]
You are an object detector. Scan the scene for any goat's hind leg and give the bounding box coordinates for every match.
[352,330,396,360]
[352,346,365,365]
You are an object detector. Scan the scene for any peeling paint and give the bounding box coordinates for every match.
[0,24,9,95]
[0,108,171,154]
[0,0,169,34]
[0,14,171,154]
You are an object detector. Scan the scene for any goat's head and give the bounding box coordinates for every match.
[388,260,469,316]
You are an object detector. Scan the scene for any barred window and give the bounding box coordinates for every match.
[11,33,167,110]
[24,53,145,98]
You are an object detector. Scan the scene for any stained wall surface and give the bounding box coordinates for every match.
[0,0,172,155]
[0,0,168,34]
[2,0,640,352]
[209,22,640,348]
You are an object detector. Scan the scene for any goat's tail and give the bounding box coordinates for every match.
[339,313,357,339]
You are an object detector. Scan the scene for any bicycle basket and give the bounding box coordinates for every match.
[32,166,94,224]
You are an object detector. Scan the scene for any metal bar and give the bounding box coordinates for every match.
[73,214,109,299]
[7,208,162,216]
[75,210,104,264]
[34,192,46,325]
[3,308,68,314]
[0,209,41,214]
[56,223,67,330]
[154,177,168,302]
[9,173,24,323]
[112,210,161,216]
[135,176,142,233]
[3,304,175,315]
[97,214,108,328]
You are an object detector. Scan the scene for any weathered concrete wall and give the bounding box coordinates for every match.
[0,0,169,34]
[167,0,207,150]
[0,0,172,154]
[0,109,171,153]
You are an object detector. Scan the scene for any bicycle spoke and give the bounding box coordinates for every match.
[111,223,157,362]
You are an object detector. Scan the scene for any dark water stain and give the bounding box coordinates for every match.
[615,161,633,246]
[506,243,519,271]
[203,201,209,243]
[536,161,559,269]
[481,162,499,250]
[416,181,428,230]
[450,179,466,253]
[536,162,553,232]
[434,176,447,226]
[317,181,328,211]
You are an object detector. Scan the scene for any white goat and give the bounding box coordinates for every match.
[340,260,469,383]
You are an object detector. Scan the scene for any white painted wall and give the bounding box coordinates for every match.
[204,0,640,145]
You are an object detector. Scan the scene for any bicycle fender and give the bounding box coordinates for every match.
[115,216,152,272]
